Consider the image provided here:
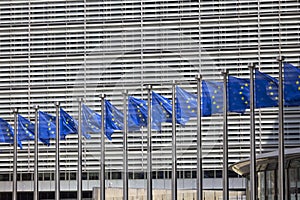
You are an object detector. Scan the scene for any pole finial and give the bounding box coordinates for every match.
[146,84,152,90]
[248,63,256,69]
[55,101,60,107]
[195,74,202,80]
[99,94,106,99]
[277,55,286,61]
[221,69,229,76]
[12,108,18,113]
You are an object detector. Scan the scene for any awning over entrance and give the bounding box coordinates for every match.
[230,147,300,176]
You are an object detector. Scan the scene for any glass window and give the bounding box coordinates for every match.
[60,172,68,180]
[70,172,76,180]
[82,172,87,180]
[258,171,265,200]
[22,173,33,181]
[0,174,9,181]
[112,172,121,179]
[44,173,51,181]
[289,168,297,200]
[89,172,99,180]
[266,170,275,200]
[185,171,192,179]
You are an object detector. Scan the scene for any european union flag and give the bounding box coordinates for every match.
[201,81,213,116]
[105,100,124,140]
[151,91,183,130]
[176,86,197,124]
[228,76,250,113]
[60,108,78,140]
[202,80,223,114]
[82,104,101,136]
[0,117,22,149]
[38,111,56,146]
[18,114,35,142]
[176,86,212,122]
[128,96,148,129]
[284,63,300,106]
[255,70,278,108]
[151,91,172,130]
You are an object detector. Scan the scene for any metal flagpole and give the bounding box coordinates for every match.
[146,85,153,200]
[13,108,18,200]
[222,70,229,200]
[34,105,39,200]
[55,102,60,200]
[171,81,177,200]
[123,90,128,200]
[196,75,203,200]
[278,55,285,200]
[100,94,106,200]
[249,63,257,200]
[77,98,83,200]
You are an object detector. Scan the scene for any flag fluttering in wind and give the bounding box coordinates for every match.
[105,100,124,140]
[0,117,22,149]
[228,76,250,113]
[60,108,78,140]
[18,114,35,142]
[284,63,300,106]
[202,80,223,114]
[151,91,183,130]
[38,111,56,146]
[255,70,279,108]
[128,96,148,129]
[176,86,211,123]
[176,86,197,124]
[82,104,101,137]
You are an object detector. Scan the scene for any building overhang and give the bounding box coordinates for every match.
[230,147,300,176]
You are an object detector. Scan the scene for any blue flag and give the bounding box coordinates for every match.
[284,63,300,106]
[82,104,101,137]
[176,86,212,122]
[38,111,56,145]
[151,91,184,130]
[105,100,124,140]
[202,80,223,114]
[128,96,148,129]
[60,108,78,140]
[255,70,278,108]
[176,86,197,124]
[151,91,172,130]
[228,76,250,113]
[18,114,35,142]
[0,117,22,149]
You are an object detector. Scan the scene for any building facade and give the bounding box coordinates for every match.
[0,0,300,199]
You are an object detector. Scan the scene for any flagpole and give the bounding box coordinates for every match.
[100,94,106,200]
[277,55,285,200]
[55,102,60,200]
[13,108,18,200]
[123,90,128,200]
[77,98,83,200]
[249,63,257,200]
[196,75,203,200]
[34,105,39,200]
[222,70,229,200]
[146,85,153,200]
[171,80,177,200]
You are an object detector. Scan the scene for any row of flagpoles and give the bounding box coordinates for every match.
[2,56,299,200]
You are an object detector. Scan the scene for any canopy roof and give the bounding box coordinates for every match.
[230,147,300,176]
